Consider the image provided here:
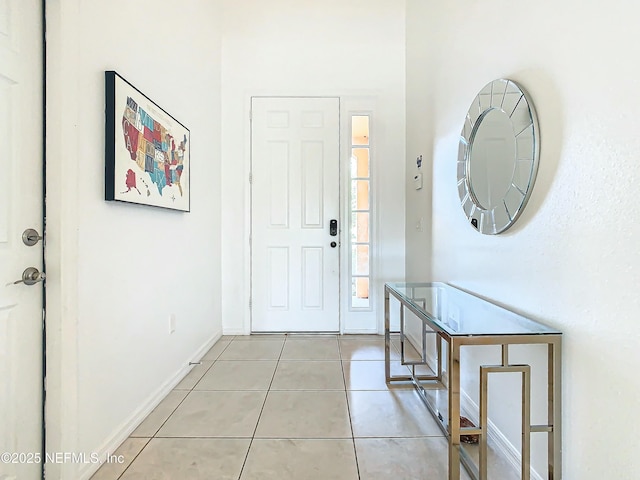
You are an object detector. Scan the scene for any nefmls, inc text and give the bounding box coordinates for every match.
[0,452,125,465]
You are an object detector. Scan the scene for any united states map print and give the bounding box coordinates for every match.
[105,71,190,211]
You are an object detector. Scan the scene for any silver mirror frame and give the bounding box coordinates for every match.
[457,79,540,234]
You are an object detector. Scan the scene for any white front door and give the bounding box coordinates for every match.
[251,97,340,332]
[0,1,44,478]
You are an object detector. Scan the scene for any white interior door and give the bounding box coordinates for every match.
[0,1,44,478]
[251,97,340,332]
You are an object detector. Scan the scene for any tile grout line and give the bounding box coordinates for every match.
[190,338,233,390]
[113,335,407,479]
[149,339,230,435]
[115,337,233,480]
[338,338,362,480]
[113,437,152,480]
[236,334,288,480]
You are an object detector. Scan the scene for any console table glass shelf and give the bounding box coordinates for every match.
[384,282,562,480]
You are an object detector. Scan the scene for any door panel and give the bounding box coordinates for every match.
[301,141,324,227]
[301,247,323,309]
[267,141,289,227]
[252,97,340,332]
[267,246,289,309]
[0,1,44,478]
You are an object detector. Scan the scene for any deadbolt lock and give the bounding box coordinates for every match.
[22,228,43,247]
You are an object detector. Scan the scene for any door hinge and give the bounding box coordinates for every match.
[249,110,253,121]
[249,297,252,309]
[249,173,253,184]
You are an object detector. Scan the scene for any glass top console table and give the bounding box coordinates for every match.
[384,282,562,480]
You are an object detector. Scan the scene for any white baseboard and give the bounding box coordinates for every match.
[77,331,222,480]
[460,390,544,480]
[223,328,248,335]
[229,329,380,336]
[342,329,379,335]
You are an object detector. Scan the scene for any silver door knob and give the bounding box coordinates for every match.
[13,267,46,286]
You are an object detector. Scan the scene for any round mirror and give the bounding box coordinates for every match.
[457,79,539,234]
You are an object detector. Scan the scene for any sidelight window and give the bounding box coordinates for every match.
[349,115,371,310]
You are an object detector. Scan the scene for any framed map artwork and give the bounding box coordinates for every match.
[105,71,190,211]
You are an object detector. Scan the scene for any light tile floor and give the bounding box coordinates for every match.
[92,335,517,480]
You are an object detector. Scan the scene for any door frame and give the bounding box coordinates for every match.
[243,92,380,335]
[339,104,379,334]
[39,0,46,473]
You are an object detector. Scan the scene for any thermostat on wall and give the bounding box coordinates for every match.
[414,173,423,190]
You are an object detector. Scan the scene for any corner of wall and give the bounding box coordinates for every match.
[44,0,82,477]
[404,0,434,283]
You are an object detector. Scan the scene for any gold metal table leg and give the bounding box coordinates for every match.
[549,339,562,479]
[448,339,461,480]
[384,288,391,383]
[480,364,532,480]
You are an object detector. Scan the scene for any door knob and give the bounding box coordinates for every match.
[22,228,43,246]
[13,267,46,286]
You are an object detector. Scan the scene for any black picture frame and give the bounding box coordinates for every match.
[105,71,190,212]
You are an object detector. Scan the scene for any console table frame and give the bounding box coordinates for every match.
[384,283,562,480]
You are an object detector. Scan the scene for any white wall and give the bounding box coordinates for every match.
[46,1,222,478]
[220,0,406,334]
[406,1,640,478]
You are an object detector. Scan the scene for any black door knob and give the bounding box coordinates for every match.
[330,241,337,248]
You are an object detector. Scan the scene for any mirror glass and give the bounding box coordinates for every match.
[469,108,516,210]
[457,79,539,234]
